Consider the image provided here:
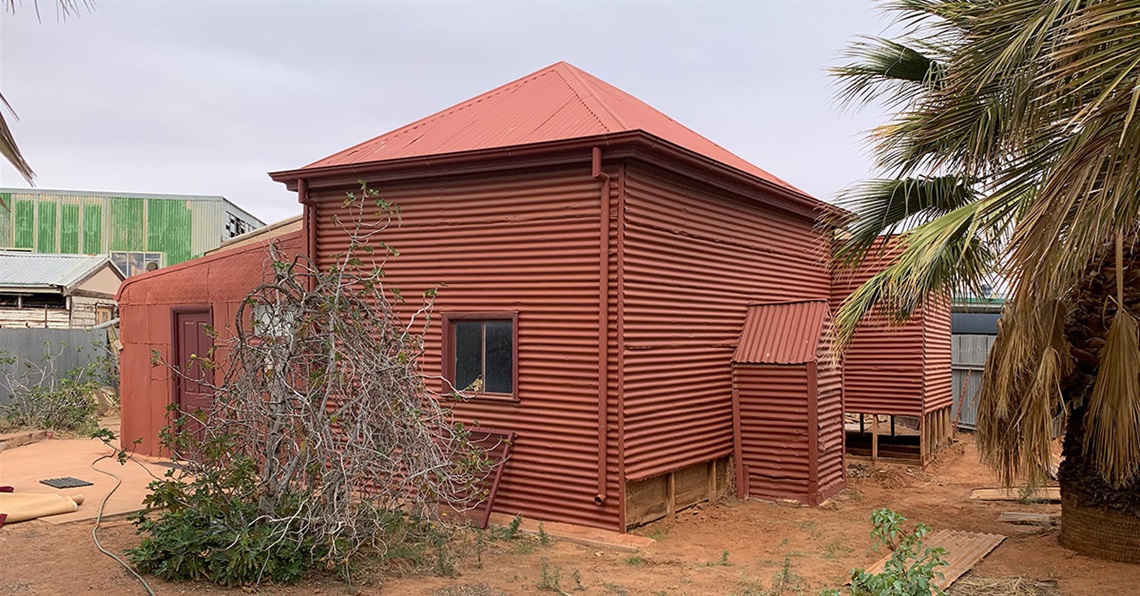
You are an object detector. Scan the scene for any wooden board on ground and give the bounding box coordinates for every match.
[863,530,1006,591]
[997,512,1059,526]
[970,487,1060,502]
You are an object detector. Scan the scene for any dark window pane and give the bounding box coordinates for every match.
[484,320,513,393]
[454,321,483,391]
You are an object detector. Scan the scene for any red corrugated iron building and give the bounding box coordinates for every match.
[831,244,954,464]
[118,62,948,533]
[272,62,842,532]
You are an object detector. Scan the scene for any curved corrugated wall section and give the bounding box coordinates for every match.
[313,165,621,531]
[620,163,831,481]
[118,232,304,456]
[923,294,953,414]
[736,365,811,501]
[832,246,928,417]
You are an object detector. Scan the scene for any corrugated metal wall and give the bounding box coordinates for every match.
[923,295,954,413]
[815,342,846,501]
[620,162,832,482]
[0,190,248,266]
[735,365,812,501]
[832,247,929,417]
[951,334,994,430]
[313,164,622,531]
[118,232,302,456]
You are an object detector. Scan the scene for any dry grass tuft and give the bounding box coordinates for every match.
[948,576,1061,596]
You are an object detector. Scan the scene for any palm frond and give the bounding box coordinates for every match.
[0,93,34,185]
[831,37,947,110]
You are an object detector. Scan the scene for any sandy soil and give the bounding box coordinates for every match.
[2,435,1138,595]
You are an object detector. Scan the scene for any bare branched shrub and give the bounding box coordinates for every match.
[131,185,494,585]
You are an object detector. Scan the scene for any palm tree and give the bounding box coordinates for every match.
[831,0,1140,562]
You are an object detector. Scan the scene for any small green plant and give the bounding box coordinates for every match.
[823,539,853,560]
[572,568,585,591]
[602,584,629,596]
[844,509,947,596]
[537,558,562,592]
[705,549,732,566]
[624,554,645,566]
[538,521,551,545]
[500,513,524,540]
[768,556,804,595]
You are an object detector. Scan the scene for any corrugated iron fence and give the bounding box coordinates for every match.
[951,334,994,430]
[0,328,107,406]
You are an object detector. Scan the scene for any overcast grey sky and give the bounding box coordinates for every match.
[0,1,889,223]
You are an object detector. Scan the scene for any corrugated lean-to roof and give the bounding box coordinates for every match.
[733,300,830,364]
[0,252,119,293]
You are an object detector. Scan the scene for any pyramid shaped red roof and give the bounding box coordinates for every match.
[302,62,803,195]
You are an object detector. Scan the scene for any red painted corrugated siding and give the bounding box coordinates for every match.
[734,301,829,364]
[815,328,846,500]
[735,364,812,501]
[923,293,953,414]
[621,162,831,481]
[312,164,621,531]
[117,232,304,456]
[832,250,927,417]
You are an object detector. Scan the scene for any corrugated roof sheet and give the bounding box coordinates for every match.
[303,61,803,194]
[0,252,119,293]
[733,300,829,364]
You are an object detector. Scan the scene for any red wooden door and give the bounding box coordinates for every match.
[173,309,214,424]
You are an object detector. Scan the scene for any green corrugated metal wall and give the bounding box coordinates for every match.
[0,191,263,272]
[83,203,102,254]
[108,197,143,252]
[146,199,193,265]
[36,201,56,252]
[14,200,34,249]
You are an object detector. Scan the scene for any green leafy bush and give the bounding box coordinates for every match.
[128,451,327,587]
[1,375,100,432]
[841,508,947,596]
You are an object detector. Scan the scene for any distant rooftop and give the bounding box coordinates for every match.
[0,187,266,228]
[0,252,122,294]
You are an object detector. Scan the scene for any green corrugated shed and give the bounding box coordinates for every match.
[0,188,265,276]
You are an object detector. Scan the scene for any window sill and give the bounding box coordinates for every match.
[449,390,519,404]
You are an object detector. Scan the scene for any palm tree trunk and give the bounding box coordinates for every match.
[1059,240,1140,563]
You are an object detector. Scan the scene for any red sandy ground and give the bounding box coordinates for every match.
[2,435,1138,595]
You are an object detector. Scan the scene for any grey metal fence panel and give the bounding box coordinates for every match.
[952,334,996,431]
[0,328,106,406]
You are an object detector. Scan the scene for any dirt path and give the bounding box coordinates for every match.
[2,436,1138,595]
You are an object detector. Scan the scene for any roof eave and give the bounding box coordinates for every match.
[269,131,849,224]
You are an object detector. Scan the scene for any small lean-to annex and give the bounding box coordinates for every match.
[731,300,845,507]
